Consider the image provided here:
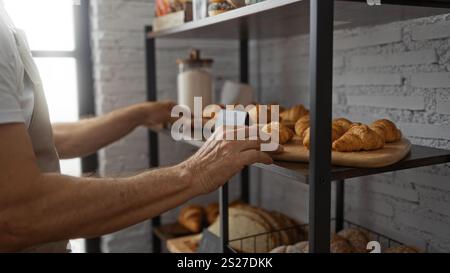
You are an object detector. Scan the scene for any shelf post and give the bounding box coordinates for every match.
[335,180,345,233]
[308,0,334,253]
[146,25,162,253]
[219,183,229,253]
[240,35,250,203]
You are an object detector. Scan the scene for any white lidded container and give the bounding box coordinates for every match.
[193,0,208,20]
[177,49,214,112]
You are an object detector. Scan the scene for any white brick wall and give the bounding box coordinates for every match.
[90,0,154,253]
[334,73,403,86]
[399,123,450,140]
[411,72,450,88]
[349,49,437,68]
[412,20,450,41]
[346,95,425,110]
[334,27,402,50]
[437,100,450,115]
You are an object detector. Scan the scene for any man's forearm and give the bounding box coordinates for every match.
[53,104,144,159]
[1,164,196,252]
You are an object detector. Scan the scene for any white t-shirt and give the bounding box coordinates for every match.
[0,1,34,128]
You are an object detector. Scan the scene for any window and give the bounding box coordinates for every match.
[4,0,80,176]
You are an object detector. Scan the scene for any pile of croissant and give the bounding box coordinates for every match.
[260,104,403,152]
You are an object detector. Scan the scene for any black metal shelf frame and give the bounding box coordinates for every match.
[145,0,450,253]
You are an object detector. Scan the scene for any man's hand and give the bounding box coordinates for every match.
[134,101,177,127]
[181,126,282,195]
[53,100,176,159]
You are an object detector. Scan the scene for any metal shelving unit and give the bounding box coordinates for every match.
[146,0,450,253]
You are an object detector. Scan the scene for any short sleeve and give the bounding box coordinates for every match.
[0,17,25,125]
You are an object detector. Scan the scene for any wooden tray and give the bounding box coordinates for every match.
[273,137,412,168]
[167,234,202,253]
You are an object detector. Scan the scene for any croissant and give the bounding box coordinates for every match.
[333,118,353,131]
[294,115,310,139]
[332,124,384,152]
[369,124,387,143]
[249,104,274,125]
[262,122,294,144]
[280,105,309,122]
[302,119,349,149]
[370,119,402,143]
[178,205,205,233]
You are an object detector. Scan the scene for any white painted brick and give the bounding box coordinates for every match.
[421,197,450,218]
[333,56,345,69]
[399,123,450,140]
[345,211,428,249]
[412,21,450,41]
[334,28,402,50]
[396,211,450,238]
[347,196,395,217]
[334,73,403,86]
[411,72,450,88]
[346,95,425,110]
[333,93,339,105]
[437,100,450,115]
[397,170,450,192]
[355,181,419,203]
[350,50,437,68]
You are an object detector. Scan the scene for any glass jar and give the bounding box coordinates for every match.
[177,49,214,113]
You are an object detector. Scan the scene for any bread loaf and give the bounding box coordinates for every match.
[208,207,276,253]
[384,245,420,253]
[330,234,354,253]
[205,203,219,225]
[178,205,205,233]
[337,228,370,253]
[270,235,355,254]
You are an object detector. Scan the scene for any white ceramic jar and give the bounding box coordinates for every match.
[193,0,208,20]
[177,49,213,113]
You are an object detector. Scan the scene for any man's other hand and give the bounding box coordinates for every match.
[181,126,283,195]
[134,101,176,127]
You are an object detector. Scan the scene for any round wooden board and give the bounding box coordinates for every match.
[272,138,412,168]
